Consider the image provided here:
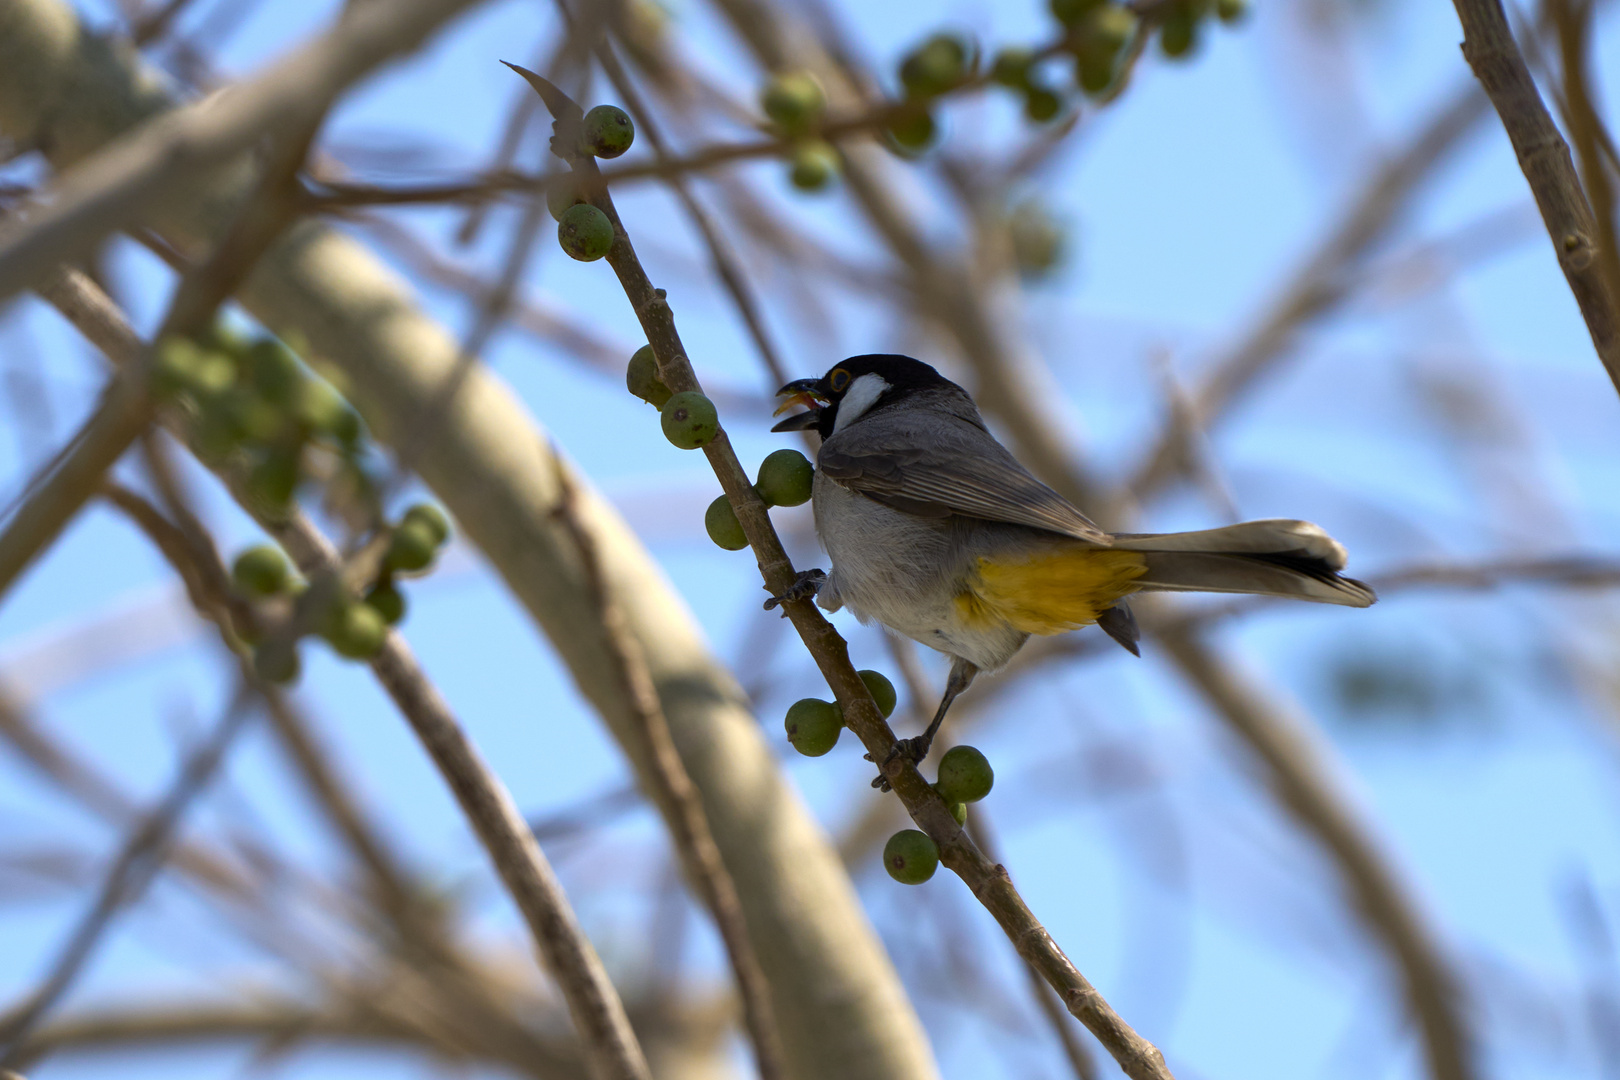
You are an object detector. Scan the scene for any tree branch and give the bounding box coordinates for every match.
[1452,0,1620,396]
[511,62,1173,1080]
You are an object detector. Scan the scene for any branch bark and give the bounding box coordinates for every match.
[1452,0,1620,397]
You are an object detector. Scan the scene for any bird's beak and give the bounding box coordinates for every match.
[771,378,825,432]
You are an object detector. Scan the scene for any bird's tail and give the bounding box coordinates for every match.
[1109,519,1376,607]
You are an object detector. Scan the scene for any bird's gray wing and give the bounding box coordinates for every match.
[817,410,1108,543]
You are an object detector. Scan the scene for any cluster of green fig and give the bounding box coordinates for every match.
[624,343,722,453]
[759,72,842,192]
[884,746,995,884]
[550,104,635,262]
[784,669,897,757]
[1156,0,1248,58]
[706,449,813,550]
[152,327,368,521]
[231,503,451,684]
[888,34,971,151]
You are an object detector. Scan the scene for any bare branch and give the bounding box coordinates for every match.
[0,0,489,305]
[511,61,1173,1080]
[551,461,786,1080]
[0,683,255,1063]
[1452,0,1620,396]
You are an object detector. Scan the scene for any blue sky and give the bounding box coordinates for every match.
[3,0,1620,1078]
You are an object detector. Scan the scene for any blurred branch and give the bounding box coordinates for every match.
[1550,0,1620,313]
[511,61,1172,1080]
[0,0,487,304]
[0,682,256,1064]
[5,0,926,1044]
[1126,81,1491,504]
[551,462,786,1080]
[1452,0,1620,396]
[0,367,150,599]
[1154,626,1474,1080]
[26,262,653,1080]
[274,513,654,1080]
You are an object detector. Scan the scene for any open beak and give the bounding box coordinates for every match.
[771,378,825,432]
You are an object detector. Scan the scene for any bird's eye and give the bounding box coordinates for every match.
[828,368,851,392]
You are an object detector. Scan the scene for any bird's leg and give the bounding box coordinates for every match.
[764,568,826,610]
[870,658,979,791]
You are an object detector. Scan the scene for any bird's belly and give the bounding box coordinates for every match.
[813,481,1029,670]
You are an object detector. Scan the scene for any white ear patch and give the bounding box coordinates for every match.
[832,373,892,433]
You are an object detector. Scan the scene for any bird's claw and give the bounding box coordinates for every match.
[764,569,826,611]
[866,735,932,791]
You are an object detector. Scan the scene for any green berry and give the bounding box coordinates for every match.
[1160,7,1198,57]
[789,140,840,191]
[245,339,303,405]
[1076,54,1113,95]
[581,104,635,159]
[660,391,719,449]
[936,745,994,803]
[233,544,291,597]
[558,203,615,261]
[323,600,388,660]
[248,450,300,514]
[705,495,749,551]
[755,449,813,507]
[1216,0,1247,22]
[883,829,939,884]
[365,579,407,625]
[990,47,1034,88]
[899,34,970,98]
[1009,200,1066,277]
[190,407,243,467]
[254,643,301,685]
[226,389,287,444]
[296,379,360,445]
[856,669,897,719]
[1087,4,1139,50]
[546,173,587,221]
[785,697,843,756]
[152,337,204,397]
[386,519,439,572]
[1050,0,1105,25]
[403,503,451,547]
[762,72,825,134]
[1024,86,1063,122]
[626,345,673,408]
[885,107,937,155]
[190,350,237,397]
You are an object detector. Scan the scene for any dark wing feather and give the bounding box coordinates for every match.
[817,408,1108,543]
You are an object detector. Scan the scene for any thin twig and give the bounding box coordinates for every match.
[0,683,256,1064]
[593,33,792,389]
[551,458,787,1080]
[1452,0,1620,396]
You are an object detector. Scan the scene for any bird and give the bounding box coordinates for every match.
[769,354,1374,786]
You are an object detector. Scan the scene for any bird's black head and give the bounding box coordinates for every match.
[771,354,956,438]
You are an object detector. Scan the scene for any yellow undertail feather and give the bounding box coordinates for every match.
[955,548,1148,636]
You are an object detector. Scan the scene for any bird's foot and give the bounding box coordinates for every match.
[764,568,826,611]
[866,734,932,791]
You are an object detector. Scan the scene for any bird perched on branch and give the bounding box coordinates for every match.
[770,354,1374,786]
